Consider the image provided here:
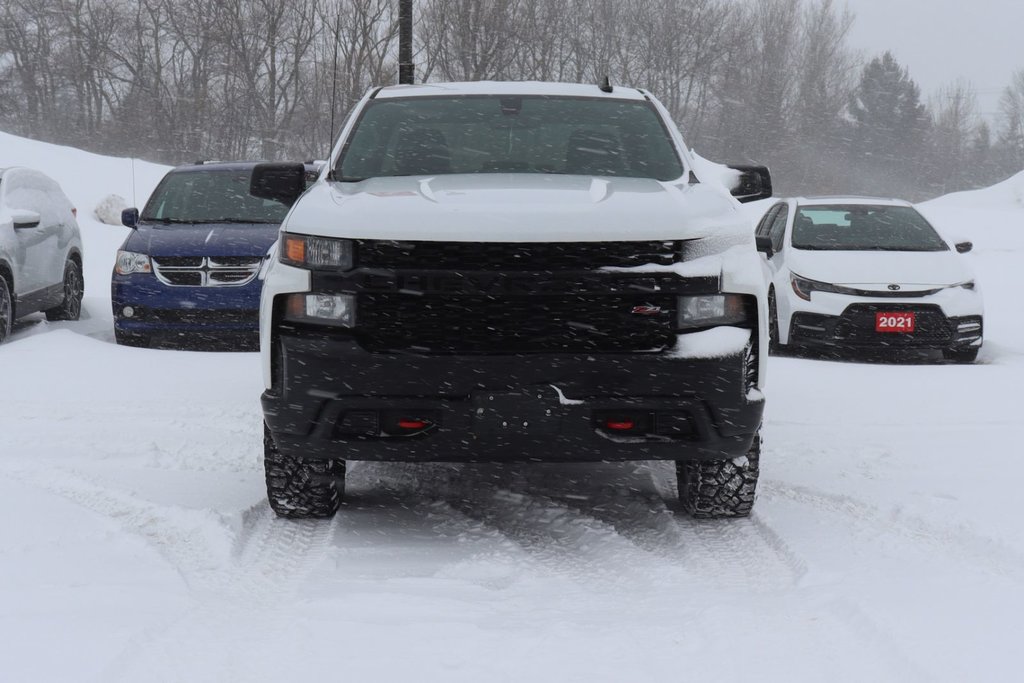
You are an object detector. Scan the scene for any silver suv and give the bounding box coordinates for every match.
[0,167,84,343]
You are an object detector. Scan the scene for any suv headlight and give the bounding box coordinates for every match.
[115,251,152,275]
[677,294,748,329]
[280,233,354,270]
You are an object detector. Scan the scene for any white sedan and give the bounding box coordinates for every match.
[755,197,983,362]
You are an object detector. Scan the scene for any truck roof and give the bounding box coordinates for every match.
[373,80,648,101]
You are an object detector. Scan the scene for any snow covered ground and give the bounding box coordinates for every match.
[2,132,1023,682]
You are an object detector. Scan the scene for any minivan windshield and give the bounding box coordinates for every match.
[142,168,290,224]
[336,95,684,181]
[791,205,949,252]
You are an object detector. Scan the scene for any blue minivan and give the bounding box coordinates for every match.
[112,161,313,349]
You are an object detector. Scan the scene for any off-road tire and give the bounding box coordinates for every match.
[943,347,979,363]
[264,424,344,518]
[678,431,760,518]
[44,259,83,321]
[0,275,12,343]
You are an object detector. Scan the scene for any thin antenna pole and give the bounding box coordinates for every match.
[398,0,414,84]
[329,11,340,147]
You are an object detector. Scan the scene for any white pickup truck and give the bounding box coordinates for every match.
[251,81,773,519]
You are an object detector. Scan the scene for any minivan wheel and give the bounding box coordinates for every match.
[0,276,12,343]
[264,424,344,519]
[114,328,149,348]
[45,259,83,321]
[677,430,760,519]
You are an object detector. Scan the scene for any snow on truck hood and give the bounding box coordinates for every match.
[786,247,973,288]
[282,174,747,242]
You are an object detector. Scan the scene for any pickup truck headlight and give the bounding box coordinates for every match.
[115,250,152,275]
[280,233,354,270]
[284,293,356,327]
[677,294,747,329]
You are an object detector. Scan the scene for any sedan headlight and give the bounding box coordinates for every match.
[953,280,975,290]
[790,274,840,301]
[115,250,152,275]
[677,294,748,329]
[280,233,354,270]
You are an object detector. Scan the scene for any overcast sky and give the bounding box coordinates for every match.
[842,0,1024,118]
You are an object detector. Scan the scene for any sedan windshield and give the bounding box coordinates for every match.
[142,169,290,224]
[791,205,949,252]
[336,95,684,181]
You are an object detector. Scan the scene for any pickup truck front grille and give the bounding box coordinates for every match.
[357,292,677,354]
[355,240,681,271]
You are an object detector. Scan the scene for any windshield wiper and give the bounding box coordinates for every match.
[142,217,199,224]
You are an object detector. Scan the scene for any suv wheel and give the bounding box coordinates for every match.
[677,430,760,518]
[264,424,344,518]
[0,276,12,343]
[45,259,83,321]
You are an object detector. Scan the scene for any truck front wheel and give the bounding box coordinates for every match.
[264,425,345,518]
[677,430,760,518]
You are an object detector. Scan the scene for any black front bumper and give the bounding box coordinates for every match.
[262,332,762,463]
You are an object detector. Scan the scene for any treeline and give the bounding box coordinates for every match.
[2,0,1023,199]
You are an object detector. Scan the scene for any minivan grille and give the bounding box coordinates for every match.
[152,256,262,287]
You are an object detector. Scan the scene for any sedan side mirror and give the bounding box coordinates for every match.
[955,241,973,254]
[755,235,774,258]
[726,164,773,204]
[10,209,41,229]
[250,162,306,206]
[121,208,140,228]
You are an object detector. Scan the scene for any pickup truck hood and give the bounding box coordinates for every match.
[283,174,745,242]
[786,248,972,288]
[126,222,279,258]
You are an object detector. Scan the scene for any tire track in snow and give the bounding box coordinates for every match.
[100,507,340,683]
[762,479,1024,582]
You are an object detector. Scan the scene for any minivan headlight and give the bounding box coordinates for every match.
[115,251,152,275]
[279,233,354,270]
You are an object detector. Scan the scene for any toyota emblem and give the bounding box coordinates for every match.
[887,284,901,291]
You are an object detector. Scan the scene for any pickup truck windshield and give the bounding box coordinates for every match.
[792,205,950,252]
[336,95,684,181]
[142,169,290,224]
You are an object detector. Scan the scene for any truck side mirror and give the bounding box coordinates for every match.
[955,241,973,254]
[121,208,139,228]
[755,235,774,258]
[727,165,773,203]
[251,162,306,206]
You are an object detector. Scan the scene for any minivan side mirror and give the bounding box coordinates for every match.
[250,162,306,206]
[755,235,774,258]
[10,209,41,229]
[121,208,139,228]
[955,241,973,254]
[726,165,773,204]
